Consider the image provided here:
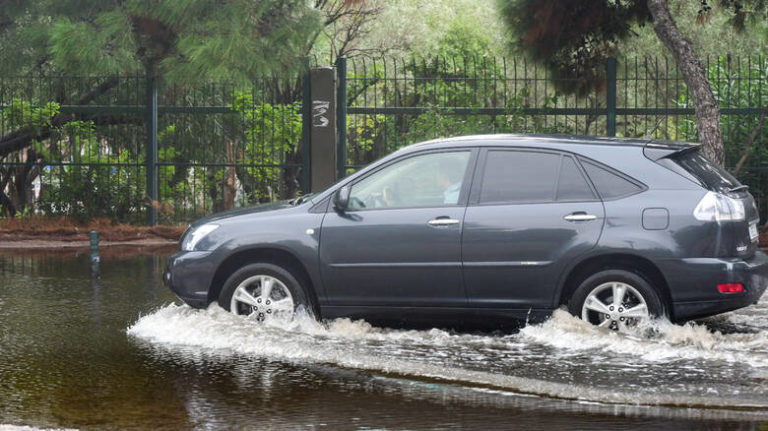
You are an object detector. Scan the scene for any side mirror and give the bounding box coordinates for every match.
[334,186,350,211]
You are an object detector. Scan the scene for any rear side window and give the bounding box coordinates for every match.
[667,149,741,193]
[479,151,559,204]
[557,156,595,201]
[581,160,643,200]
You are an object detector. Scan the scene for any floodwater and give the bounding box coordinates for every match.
[1,251,768,430]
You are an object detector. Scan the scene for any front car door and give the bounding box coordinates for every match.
[462,148,605,311]
[320,149,476,309]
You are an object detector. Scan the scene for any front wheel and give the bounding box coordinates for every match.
[218,263,309,322]
[568,269,664,331]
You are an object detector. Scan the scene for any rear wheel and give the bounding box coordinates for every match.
[568,269,664,331]
[218,263,309,322]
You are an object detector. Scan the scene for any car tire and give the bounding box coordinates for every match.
[218,263,310,322]
[568,269,665,331]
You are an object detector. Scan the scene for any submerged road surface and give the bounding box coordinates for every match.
[1,252,767,430]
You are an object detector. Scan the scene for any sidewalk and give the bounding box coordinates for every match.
[0,217,185,250]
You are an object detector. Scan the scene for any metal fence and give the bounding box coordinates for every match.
[341,55,768,219]
[1,55,767,224]
[0,74,308,224]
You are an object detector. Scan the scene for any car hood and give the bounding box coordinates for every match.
[189,201,297,228]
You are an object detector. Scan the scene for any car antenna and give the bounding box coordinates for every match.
[645,115,667,141]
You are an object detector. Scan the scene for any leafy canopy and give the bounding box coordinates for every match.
[497,0,768,93]
[0,0,321,82]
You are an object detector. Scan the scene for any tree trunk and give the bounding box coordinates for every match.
[647,0,724,165]
[222,140,237,210]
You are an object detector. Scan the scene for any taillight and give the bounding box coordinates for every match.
[717,283,744,294]
[693,191,746,222]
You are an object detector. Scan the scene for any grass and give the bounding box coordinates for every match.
[0,216,186,242]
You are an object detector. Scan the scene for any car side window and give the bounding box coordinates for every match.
[348,151,471,210]
[478,150,560,204]
[580,159,644,200]
[557,156,596,201]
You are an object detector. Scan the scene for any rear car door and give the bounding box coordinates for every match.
[462,148,605,309]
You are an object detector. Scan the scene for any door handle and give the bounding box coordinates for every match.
[564,212,597,222]
[428,217,460,226]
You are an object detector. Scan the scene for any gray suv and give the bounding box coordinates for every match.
[164,134,768,331]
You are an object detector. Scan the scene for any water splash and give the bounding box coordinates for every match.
[127,299,768,411]
[519,309,768,367]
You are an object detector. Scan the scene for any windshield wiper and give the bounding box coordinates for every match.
[292,194,315,205]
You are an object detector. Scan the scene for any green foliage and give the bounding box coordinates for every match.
[0,98,60,130]
[156,124,193,213]
[401,99,574,143]
[625,1,768,60]
[497,0,649,94]
[677,56,768,200]
[37,120,143,223]
[232,93,303,202]
[0,0,322,221]
[0,104,142,222]
[344,52,581,169]
[1,0,321,82]
[358,0,507,59]
[346,113,388,167]
[497,0,768,95]
[344,86,578,170]
[405,110,497,143]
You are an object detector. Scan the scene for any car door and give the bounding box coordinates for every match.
[462,148,605,309]
[320,149,476,307]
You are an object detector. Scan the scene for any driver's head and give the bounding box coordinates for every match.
[437,158,464,188]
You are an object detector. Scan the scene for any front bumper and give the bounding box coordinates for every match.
[660,251,768,322]
[164,250,216,308]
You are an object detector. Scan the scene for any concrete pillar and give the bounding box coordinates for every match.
[310,67,337,192]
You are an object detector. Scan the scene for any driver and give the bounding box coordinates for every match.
[436,158,464,204]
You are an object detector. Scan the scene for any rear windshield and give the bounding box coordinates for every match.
[663,149,742,193]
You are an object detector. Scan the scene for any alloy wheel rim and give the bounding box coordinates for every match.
[230,275,295,322]
[581,281,650,331]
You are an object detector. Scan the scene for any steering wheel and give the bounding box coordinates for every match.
[349,196,366,209]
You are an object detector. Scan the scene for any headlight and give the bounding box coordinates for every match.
[181,223,220,251]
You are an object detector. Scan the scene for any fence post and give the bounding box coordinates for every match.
[301,60,312,195]
[336,57,347,180]
[145,72,158,226]
[606,58,617,137]
[309,67,337,192]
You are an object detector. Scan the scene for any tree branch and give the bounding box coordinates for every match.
[0,76,120,158]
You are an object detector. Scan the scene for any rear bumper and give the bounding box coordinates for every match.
[164,250,215,308]
[661,251,768,322]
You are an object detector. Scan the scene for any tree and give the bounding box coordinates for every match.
[0,0,321,216]
[647,0,723,163]
[619,1,768,60]
[310,0,383,62]
[0,0,321,158]
[497,0,767,166]
[248,0,384,200]
[352,0,507,59]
